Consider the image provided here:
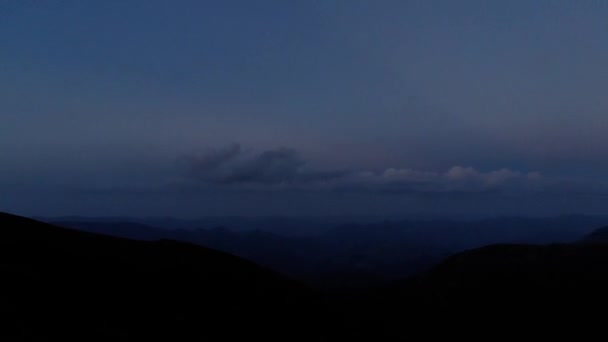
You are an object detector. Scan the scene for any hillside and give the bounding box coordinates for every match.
[583,225,608,243]
[0,213,325,341]
[358,243,608,339]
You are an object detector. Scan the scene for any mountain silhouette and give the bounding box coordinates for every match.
[54,215,608,287]
[583,226,608,243]
[7,211,608,340]
[356,242,608,340]
[0,213,326,341]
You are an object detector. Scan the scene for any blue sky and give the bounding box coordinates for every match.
[2,1,608,217]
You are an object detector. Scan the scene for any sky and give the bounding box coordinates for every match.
[2,0,608,218]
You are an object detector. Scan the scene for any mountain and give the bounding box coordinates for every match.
[356,243,608,340]
[583,226,608,243]
[54,215,608,289]
[55,221,331,277]
[51,220,168,241]
[8,211,608,340]
[0,213,326,341]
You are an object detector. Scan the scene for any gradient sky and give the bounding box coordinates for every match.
[2,1,608,218]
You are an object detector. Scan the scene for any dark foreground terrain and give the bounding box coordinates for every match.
[3,212,608,340]
[0,213,326,341]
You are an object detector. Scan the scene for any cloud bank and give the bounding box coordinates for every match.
[178,145,543,193]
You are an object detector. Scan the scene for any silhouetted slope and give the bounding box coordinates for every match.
[52,220,168,241]
[56,221,331,277]
[356,243,608,340]
[583,226,608,243]
[0,213,325,341]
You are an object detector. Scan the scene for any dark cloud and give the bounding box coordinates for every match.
[179,144,346,186]
[179,145,544,193]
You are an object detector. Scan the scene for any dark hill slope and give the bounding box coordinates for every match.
[583,225,608,242]
[51,220,168,241]
[0,213,325,341]
[354,243,608,340]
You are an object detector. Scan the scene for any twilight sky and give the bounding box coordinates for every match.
[2,1,608,218]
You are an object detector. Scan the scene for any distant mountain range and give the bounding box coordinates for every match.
[51,215,608,288]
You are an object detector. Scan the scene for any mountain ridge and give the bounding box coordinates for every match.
[0,212,326,341]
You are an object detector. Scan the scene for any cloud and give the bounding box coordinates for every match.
[333,166,543,194]
[179,144,346,186]
[178,145,544,194]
